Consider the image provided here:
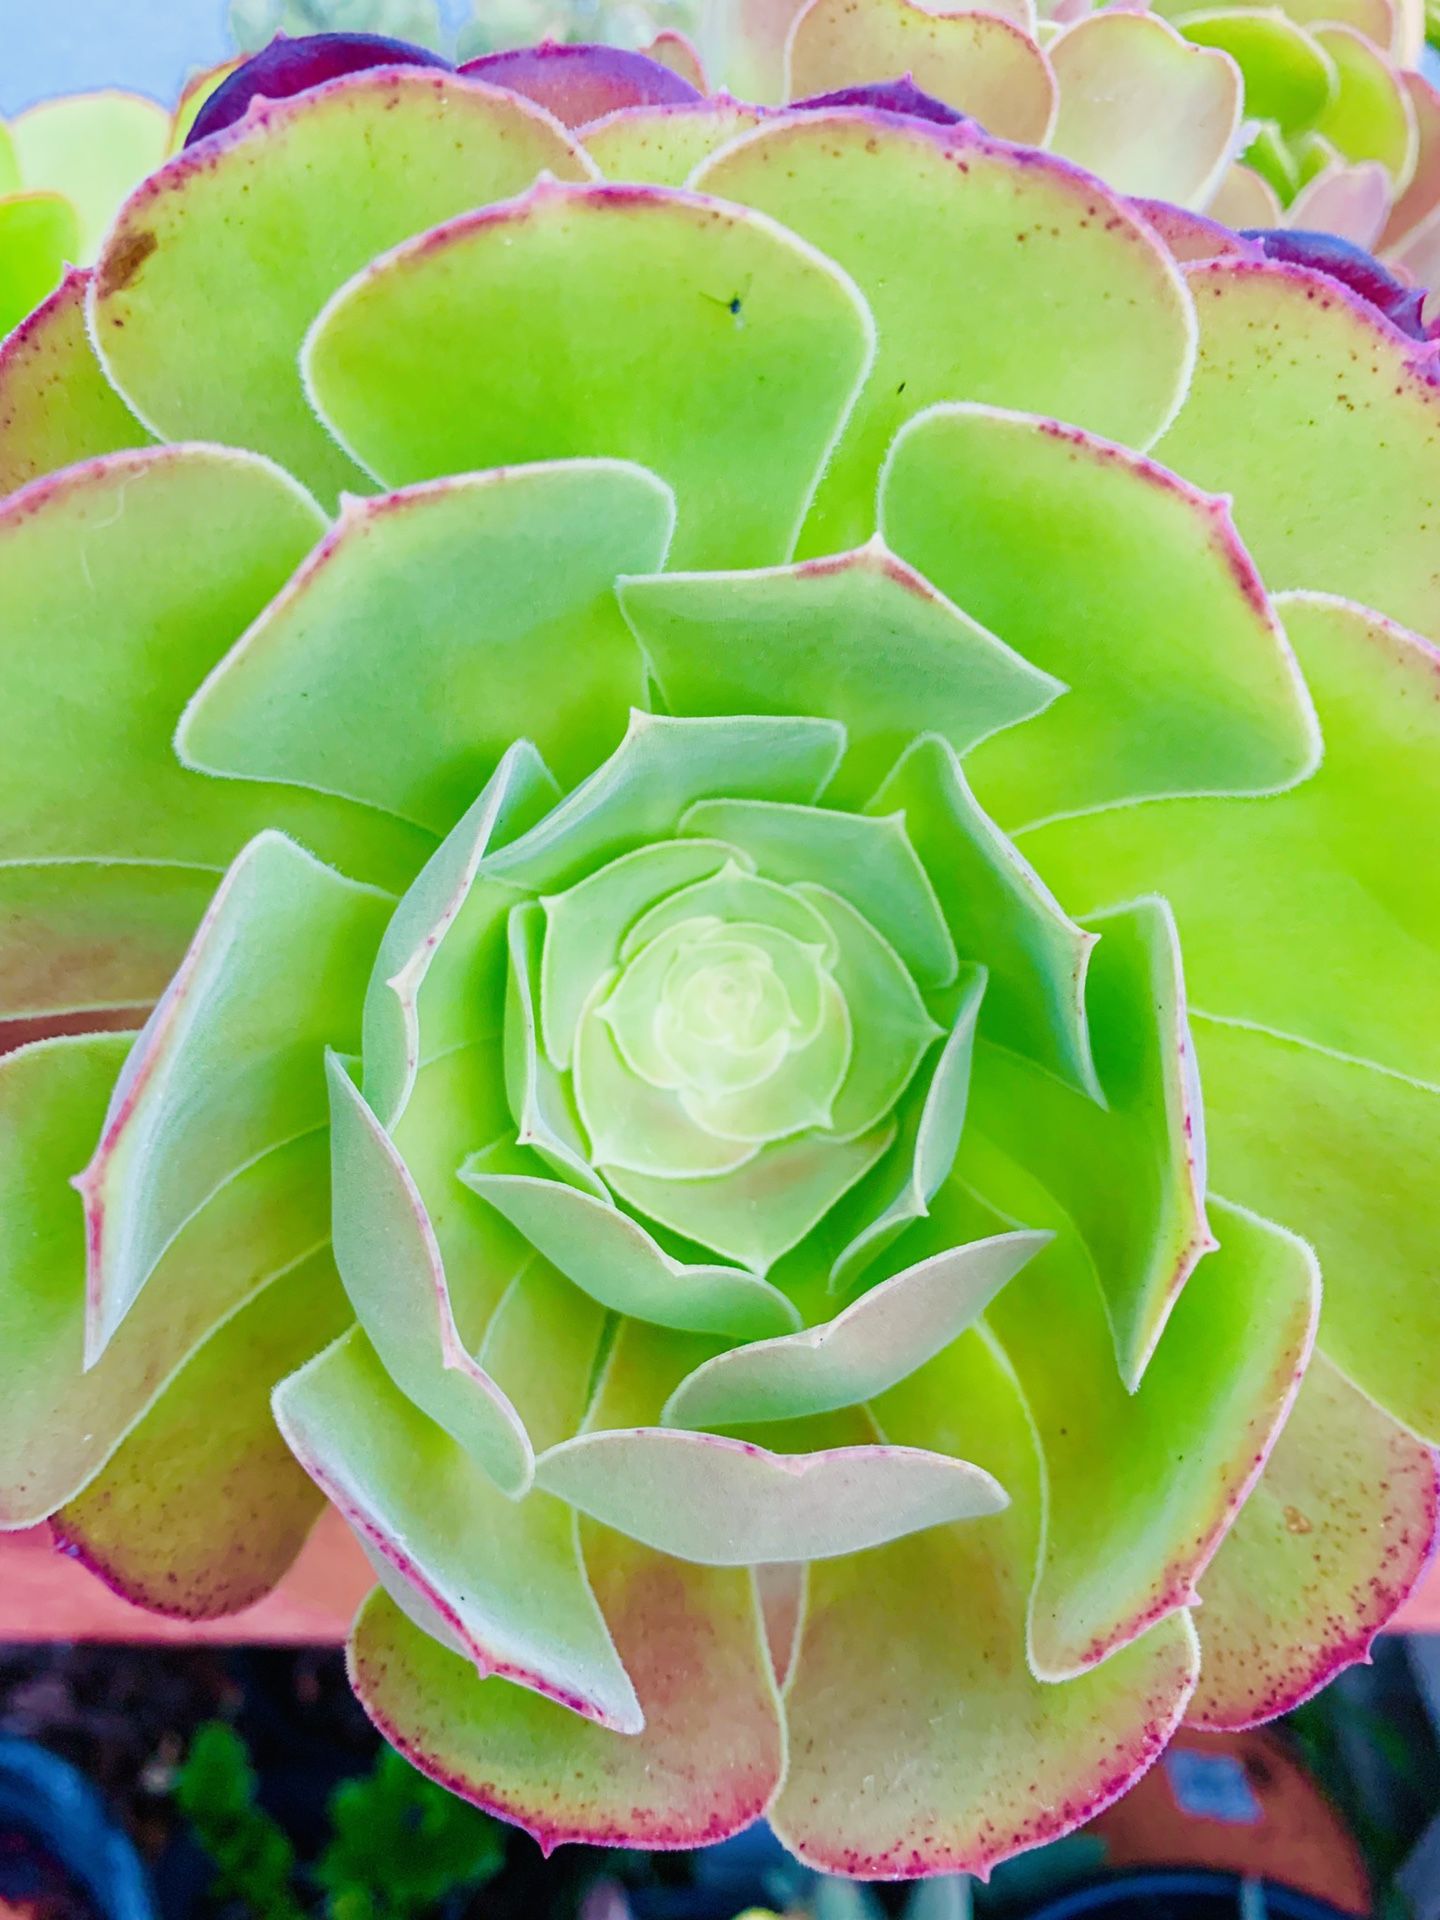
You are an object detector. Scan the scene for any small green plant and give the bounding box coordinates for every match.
[176,1723,504,1919]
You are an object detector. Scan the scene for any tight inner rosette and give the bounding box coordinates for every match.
[2,23,1439,1883]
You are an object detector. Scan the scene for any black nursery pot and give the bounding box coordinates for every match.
[1028,1869,1367,1919]
[0,1735,158,1920]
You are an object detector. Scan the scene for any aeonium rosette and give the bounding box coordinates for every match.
[2,29,1439,1880]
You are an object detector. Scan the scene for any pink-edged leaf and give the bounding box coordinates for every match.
[640,29,709,91]
[0,1031,333,1528]
[274,1322,640,1730]
[663,1232,1047,1429]
[580,99,769,187]
[0,267,153,497]
[186,31,451,145]
[459,43,701,127]
[54,1250,350,1617]
[1243,225,1433,337]
[1189,1351,1439,1727]
[325,1053,533,1497]
[76,832,389,1363]
[791,76,968,124]
[1131,197,1262,264]
[533,1426,1007,1566]
[350,1521,784,1852]
[772,1328,1200,1878]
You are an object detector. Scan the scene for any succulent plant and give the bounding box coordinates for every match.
[2,28,1439,1883]
[686,0,1440,289]
[0,90,170,334]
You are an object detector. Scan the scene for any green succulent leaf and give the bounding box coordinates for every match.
[360,741,558,1131]
[178,462,673,833]
[302,176,876,568]
[582,99,768,184]
[1187,1352,1437,1726]
[827,966,987,1292]
[540,839,742,1070]
[506,902,610,1193]
[274,1323,642,1730]
[77,833,389,1362]
[692,113,1195,552]
[460,1149,802,1336]
[624,543,1059,811]
[90,71,595,503]
[55,1250,350,1617]
[0,268,153,496]
[964,897,1211,1389]
[770,1327,1201,1877]
[0,192,82,338]
[678,800,957,991]
[326,1052,534,1497]
[1155,262,1440,635]
[663,1231,1049,1429]
[0,1032,332,1527]
[871,737,1098,1099]
[1179,9,1338,130]
[880,403,1321,828]
[10,92,168,260]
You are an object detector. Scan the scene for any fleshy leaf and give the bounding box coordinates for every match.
[786,0,1056,143]
[965,897,1212,1389]
[604,1118,895,1274]
[11,91,168,258]
[1311,23,1416,182]
[0,268,153,496]
[581,100,768,187]
[179,461,670,832]
[1019,594,1440,1099]
[459,43,700,125]
[361,741,558,1130]
[506,904,609,1193]
[681,798,956,990]
[1188,1352,1437,1726]
[1179,9,1336,131]
[0,446,426,1027]
[326,1053,533,1497]
[54,1251,350,1617]
[0,192,81,340]
[459,1153,802,1338]
[880,404,1320,825]
[621,540,1061,810]
[1194,1015,1440,1442]
[274,1325,641,1730]
[664,1232,1048,1428]
[485,712,846,896]
[302,176,876,569]
[187,32,452,144]
[1046,12,1241,207]
[1154,260,1440,636]
[962,1176,1318,1677]
[771,1328,1200,1877]
[871,737,1098,1099]
[77,832,390,1362]
[349,1521,783,1850]
[693,115,1195,552]
[540,840,741,1070]
[0,863,219,1027]
[91,69,595,503]
[0,1033,332,1526]
[533,1427,1007,1565]
[827,967,986,1292]
[796,886,940,1134]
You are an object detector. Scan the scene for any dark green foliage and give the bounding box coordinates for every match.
[175,1723,503,1919]
[315,1745,505,1919]
[174,1721,306,1920]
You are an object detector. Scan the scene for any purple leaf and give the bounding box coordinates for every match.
[185,32,451,146]
[1244,227,1435,341]
[792,74,969,128]
[458,41,701,128]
